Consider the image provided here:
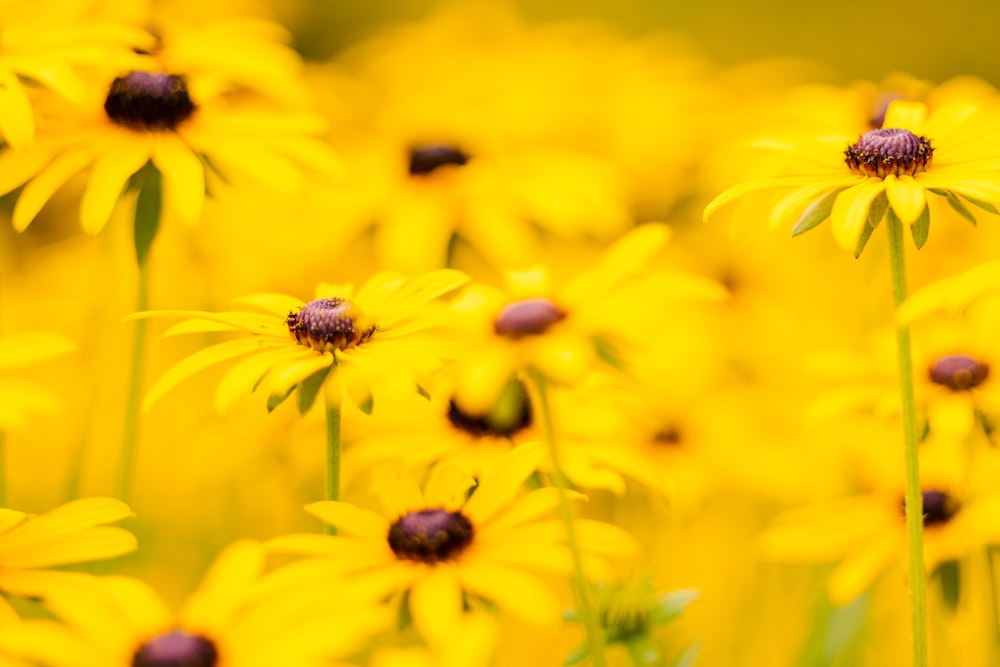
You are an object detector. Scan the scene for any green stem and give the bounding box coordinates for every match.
[532,372,607,667]
[0,430,6,508]
[114,258,150,505]
[324,398,341,535]
[886,210,928,667]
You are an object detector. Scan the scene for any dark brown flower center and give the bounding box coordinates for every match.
[653,426,682,447]
[105,72,196,131]
[494,298,566,339]
[447,384,533,439]
[901,490,961,527]
[388,508,474,563]
[929,354,989,391]
[845,128,932,178]
[132,629,218,667]
[408,144,470,176]
[286,298,376,352]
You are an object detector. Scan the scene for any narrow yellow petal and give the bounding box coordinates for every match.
[181,540,265,632]
[423,464,477,510]
[884,174,927,226]
[828,530,901,605]
[0,70,35,149]
[13,148,94,232]
[455,559,559,625]
[464,443,545,526]
[703,176,825,222]
[152,134,205,226]
[881,100,929,131]
[372,459,425,517]
[80,140,150,234]
[303,502,389,539]
[409,567,463,643]
[0,333,75,369]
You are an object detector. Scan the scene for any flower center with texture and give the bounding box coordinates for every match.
[901,490,961,527]
[286,298,377,352]
[653,426,682,447]
[929,354,989,391]
[408,144,470,176]
[132,629,218,667]
[104,71,196,131]
[447,384,533,439]
[845,128,933,178]
[388,508,474,563]
[494,297,566,339]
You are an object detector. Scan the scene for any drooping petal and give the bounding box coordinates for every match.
[464,443,545,526]
[303,502,390,539]
[79,138,151,234]
[829,180,886,252]
[13,148,95,231]
[409,567,463,643]
[152,134,205,227]
[884,174,927,227]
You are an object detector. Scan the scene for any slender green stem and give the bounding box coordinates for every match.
[532,372,607,667]
[324,398,341,535]
[886,210,928,667]
[0,431,6,508]
[114,258,150,504]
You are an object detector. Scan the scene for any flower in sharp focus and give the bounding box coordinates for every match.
[448,223,727,415]
[0,25,340,235]
[0,498,136,616]
[267,444,637,643]
[0,1,153,149]
[0,332,74,431]
[704,98,1000,256]
[0,540,387,667]
[136,269,469,415]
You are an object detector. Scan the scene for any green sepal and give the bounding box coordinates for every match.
[961,194,1000,215]
[356,393,374,415]
[671,642,701,667]
[942,191,978,226]
[651,588,699,624]
[563,645,588,666]
[791,189,839,237]
[296,366,332,415]
[415,383,431,400]
[267,385,295,413]
[594,335,625,371]
[133,162,163,267]
[909,204,930,250]
[935,559,961,611]
[854,192,887,258]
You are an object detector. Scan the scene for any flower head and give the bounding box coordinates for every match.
[134,269,469,414]
[705,98,1000,256]
[267,444,636,643]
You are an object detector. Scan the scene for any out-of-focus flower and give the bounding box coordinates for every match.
[448,223,726,415]
[268,444,636,643]
[757,439,1000,605]
[0,0,153,149]
[0,540,388,666]
[135,270,469,414]
[705,98,1000,256]
[0,19,340,234]
[0,498,135,616]
[0,332,74,431]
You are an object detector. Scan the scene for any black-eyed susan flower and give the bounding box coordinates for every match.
[267,445,636,643]
[0,2,152,149]
[0,34,339,235]
[757,439,1000,606]
[135,269,469,414]
[0,540,388,667]
[449,223,726,415]
[0,332,74,431]
[0,498,135,616]
[704,98,1000,256]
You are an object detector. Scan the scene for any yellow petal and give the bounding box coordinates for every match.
[409,567,463,643]
[80,140,150,234]
[703,176,825,222]
[455,559,559,625]
[423,464,477,510]
[152,134,205,226]
[884,174,927,227]
[13,148,95,232]
[0,70,35,149]
[830,180,886,252]
[464,443,545,526]
[181,540,265,632]
[303,502,389,539]
[828,529,901,606]
[881,100,929,130]
[372,459,425,517]
[0,333,75,369]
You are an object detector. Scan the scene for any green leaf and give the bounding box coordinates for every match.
[267,385,295,413]
[791,189,839,236]
[935,560,961,612]
[296,366,332,415]
[943,191,978,226]
[962,194,1000,215]
[853,219,876,258]
[909,204,930,250]
[356,393,374,415]
[133,162,162,267]
[415,383,431,400]
[563,645,587,666]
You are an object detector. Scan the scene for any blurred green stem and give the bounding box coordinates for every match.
[532,371,607,667]
[886,210,928,667]
[324,397,341,535]
[113,257,150,505]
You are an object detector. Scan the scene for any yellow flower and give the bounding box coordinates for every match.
[0,31,339,234]
[136,269,469,414]
[704,98,1000,256]
[0,332,74,431]
[0,498,136,616]
[0,0,153,149]
[449,223,726,414]
[0,540,387,667]
[267,444,636,643]
[757,439,1000,605]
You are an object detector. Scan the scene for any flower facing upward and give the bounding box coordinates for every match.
[267,445,636,643]
[704,99,1000,256]
[0,540,388,667]
[135,270,469,414]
